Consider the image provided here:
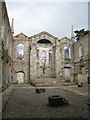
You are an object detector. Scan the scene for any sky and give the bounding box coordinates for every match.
[5,0,89,39]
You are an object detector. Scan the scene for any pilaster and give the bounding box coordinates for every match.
[30,43,37,81]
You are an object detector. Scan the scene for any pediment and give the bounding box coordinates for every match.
[59,37,72,45]
[60,37,70,41]
[14,32,29,38]
[30,31,58,39]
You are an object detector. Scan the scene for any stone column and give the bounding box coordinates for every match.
[55,39,61,80]
[30,43,37,82]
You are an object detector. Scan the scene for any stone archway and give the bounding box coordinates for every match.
[16,71,25,84]
[36,39,55,78]
[30,31,59,81]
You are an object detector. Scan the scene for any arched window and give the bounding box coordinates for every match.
[49,50,52,62]
[37,49,39,61]
[18,43,24,60]
[1,14,5,40]
[6,31,9,50]
[79,43,84,57]
[64,46,69,59]
[41,50,46,63]
[10,44,12,55]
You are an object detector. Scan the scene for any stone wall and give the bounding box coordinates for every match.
[13,33,30,83]
[12,31,89,85]
[30,43,37,82]
[0,2,13,89]
[78,74,88,85]
[0,1,89,88]
[36,43,54,78]
[74,34,89,84]
[29,31,57,82]
[59,37,74,83]
[0,1,2,88]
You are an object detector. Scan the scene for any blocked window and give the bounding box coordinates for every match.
[41,50,46,63]
[64,68,70,77]
[64,46,69,59]
[49,50,52,62]
[18,43,24,60]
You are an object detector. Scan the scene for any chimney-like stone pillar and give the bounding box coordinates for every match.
[11,18,14,35]
[71,25,75,42]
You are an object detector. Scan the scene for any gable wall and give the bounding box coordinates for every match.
[13,34,30,83]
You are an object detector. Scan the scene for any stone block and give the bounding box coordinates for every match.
[48,95,68,106]
[36,88,45,93]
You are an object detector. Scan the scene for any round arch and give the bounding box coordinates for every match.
[16,71,25,84]
[37,39,52,43]
[16,71,25,74]
[37,39,54,46]
[17,43,24,59]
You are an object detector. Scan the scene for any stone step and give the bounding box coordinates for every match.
[35,83,56,87]
[31,79,75,87]
[62,82,75,86]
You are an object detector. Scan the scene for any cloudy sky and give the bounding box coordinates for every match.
[5,0,89,39]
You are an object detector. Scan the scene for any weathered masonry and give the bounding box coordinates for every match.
[0,1,90,89]
[12,30,89,85]
[0,2,13,90]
